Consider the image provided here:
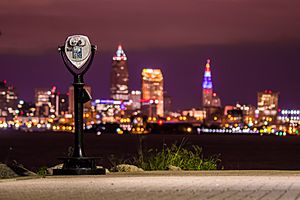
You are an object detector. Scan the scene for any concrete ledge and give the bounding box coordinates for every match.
[2,170,300,183]
[2,172,300,200]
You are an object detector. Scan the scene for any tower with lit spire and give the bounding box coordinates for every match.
[110,44,129,101]
[202,59,213,108]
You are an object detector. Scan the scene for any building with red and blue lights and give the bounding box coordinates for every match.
[202,59,213,108]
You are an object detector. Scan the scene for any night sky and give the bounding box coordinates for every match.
[0,0,300,111]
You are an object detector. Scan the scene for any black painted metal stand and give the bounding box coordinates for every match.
[53,44,105,175]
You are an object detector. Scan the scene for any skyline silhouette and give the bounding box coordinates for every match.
[1,42,299,110]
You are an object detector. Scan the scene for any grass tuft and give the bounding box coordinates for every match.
[134,143,220,171]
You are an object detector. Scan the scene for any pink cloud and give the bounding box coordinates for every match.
[0,0,299,54]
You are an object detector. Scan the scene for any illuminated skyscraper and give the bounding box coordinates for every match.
[35,87,58,117]
[257,90,279,118]
[35,88,50,117]
[141,69,164,117]
[59,93,69,115]
[110,44,129,101]
[201,60,222,124]
[163,91,172,115]
[0,80,18,118]
[129,90,141,111]
[202,59,213,108]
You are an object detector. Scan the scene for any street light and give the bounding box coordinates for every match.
[53,35,105,175]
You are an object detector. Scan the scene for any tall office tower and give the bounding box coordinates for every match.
[257,90,279,118]
[129,90,141,111]
[163,91,172,115]
[35,86,59,117]
[68,85,92,115]
[110,44,129,101]
[49,86,59,116]
[59,93,69,115]
[202,59,213,108]
[35,88,51,117]
[0,80,18,118]
[141,69,164,117]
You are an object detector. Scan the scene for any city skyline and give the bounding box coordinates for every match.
[0,45,299,111]
[0,0,300,110]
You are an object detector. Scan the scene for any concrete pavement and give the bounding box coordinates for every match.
[1,171,300,200]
